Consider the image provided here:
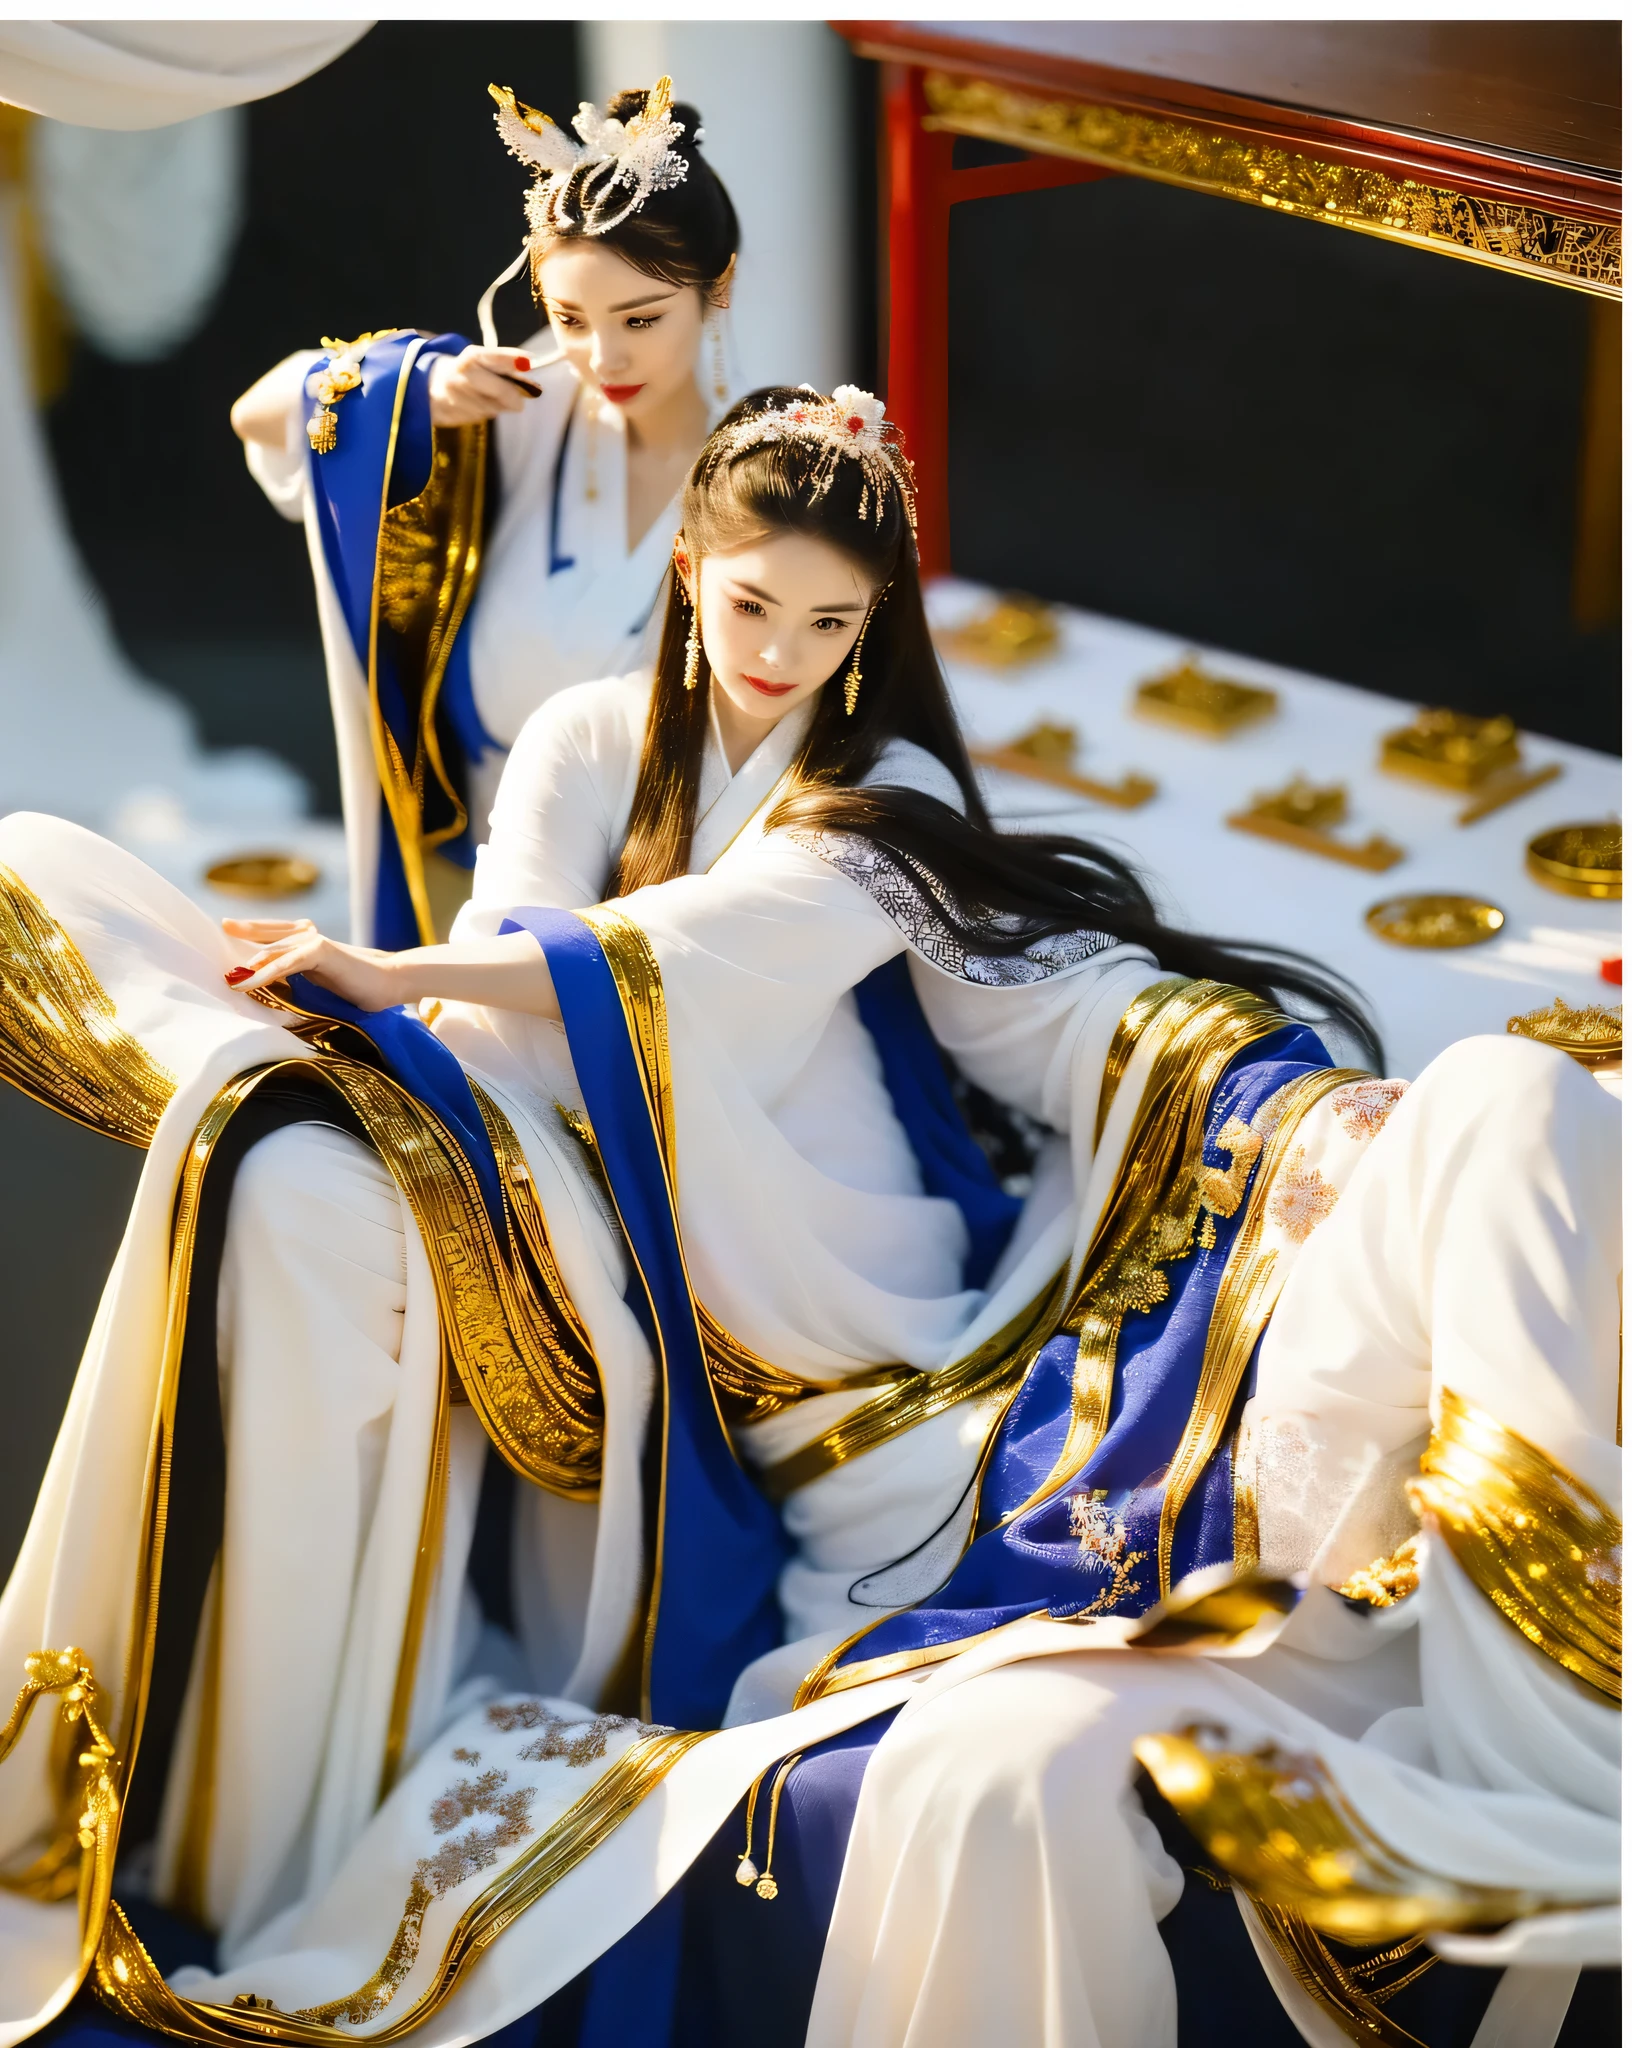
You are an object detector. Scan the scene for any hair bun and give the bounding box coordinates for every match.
[606,84,704,154]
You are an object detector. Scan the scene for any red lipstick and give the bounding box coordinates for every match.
[743,675,797,698]
[602,383,644,404]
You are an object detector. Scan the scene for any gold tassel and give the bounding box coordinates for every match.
[306,405,338,454]
[843,584,890,716]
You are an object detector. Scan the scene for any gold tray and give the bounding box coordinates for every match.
[1525,823,1621,899]
[1364,893,1505,949]
[205,853,321,899]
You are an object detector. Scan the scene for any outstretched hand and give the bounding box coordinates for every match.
[428,346,543,425]
[222,919,402,1012]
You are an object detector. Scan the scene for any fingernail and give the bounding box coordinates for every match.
[514,355,531,371]
[225,966,252,985]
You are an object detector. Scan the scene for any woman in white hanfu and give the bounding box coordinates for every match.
[231,78,743,948]
[0,387,1617,2047]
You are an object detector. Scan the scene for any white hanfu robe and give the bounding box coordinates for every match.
[245,342,697,940]
[0,676,1618,2041]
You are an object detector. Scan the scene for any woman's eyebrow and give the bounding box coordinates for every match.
[809,598,865,611]
[727,580,780,605]
[610,289,680,312]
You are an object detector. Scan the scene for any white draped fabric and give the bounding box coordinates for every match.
[0,23,371,130]
[0,674,1618,2040]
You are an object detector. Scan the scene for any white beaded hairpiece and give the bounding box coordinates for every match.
[704,386,918,538]
[490,76,689,240]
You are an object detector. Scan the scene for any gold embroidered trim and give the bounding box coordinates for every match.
[1135,1724,1571,1941]
[1158,1069,1362,1594]
[1333,1535,1423,1610]
[1410,1387,1621,1702]
[1328,1077,1407,1141]
[922,71,1621,300]
[1007,980,1295,1526]
[0,1648,120,1967]
[1249,1903,1436,2048]
[93,1728,709,2042]
[1231,1414,1260,1574]
[0,862,176,1145]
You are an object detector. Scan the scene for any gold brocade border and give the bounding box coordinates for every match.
[92,1729,709,2043]
[0,863,177,1145]
[922,71,1622,300]
[1156,1067,1364,1596]
[1248,1902,1437,2048]
[1411,1387,1621,1702]
[1135,1725,1576,1941]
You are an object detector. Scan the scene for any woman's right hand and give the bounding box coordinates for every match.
[428,346,542,425]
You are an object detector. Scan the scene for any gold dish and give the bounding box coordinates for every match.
[1507,998,1622,1067]
[936,594,1060,669]
[1379,708,1521,791]
[1525,822,1621,899]
[1134,656,1278,738]
[1227,777,1403,872]
[205,853,321,899]
[970,721,1156,809]
[1364,893,1505,949]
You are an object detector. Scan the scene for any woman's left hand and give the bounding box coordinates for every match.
[222,919,403,1011]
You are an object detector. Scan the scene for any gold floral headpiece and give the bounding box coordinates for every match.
[490,77,689,239]
[704,385,918,537]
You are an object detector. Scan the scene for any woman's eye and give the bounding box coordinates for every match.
[549,310,582,329]
[626,315,660,330]
[814,617,847,633]
[731,598,765,618]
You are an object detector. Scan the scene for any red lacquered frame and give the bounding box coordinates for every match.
[881,66,1110,577]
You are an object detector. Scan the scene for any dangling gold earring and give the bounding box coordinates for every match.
[844,586,888,716]
[709,310,729,408]
[684,605,701,691]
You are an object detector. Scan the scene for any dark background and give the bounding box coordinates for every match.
[5,23,1621,1576]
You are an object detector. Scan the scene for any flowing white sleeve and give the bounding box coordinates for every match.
[241,349,319,521]
[453,673,650,934]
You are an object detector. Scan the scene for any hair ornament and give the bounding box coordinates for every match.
[489,77,689,239]
[707,385,918,537]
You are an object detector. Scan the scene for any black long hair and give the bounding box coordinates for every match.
[610,388,1381,1070]
[533,86,738,306]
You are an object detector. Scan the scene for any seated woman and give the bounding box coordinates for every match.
[230,78,741,948]
[0,389,1616,2047]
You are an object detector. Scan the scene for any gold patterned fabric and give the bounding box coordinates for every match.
[1411,1387,1621,1702]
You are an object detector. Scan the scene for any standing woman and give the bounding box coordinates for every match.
[230,79,740,948]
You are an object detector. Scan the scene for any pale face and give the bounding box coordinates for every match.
[683,529,877,744]
[535,240,706,427]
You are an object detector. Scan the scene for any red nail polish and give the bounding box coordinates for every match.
[1602,957,1621,986]
[225,966,252,985]
[514,356,531,371]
